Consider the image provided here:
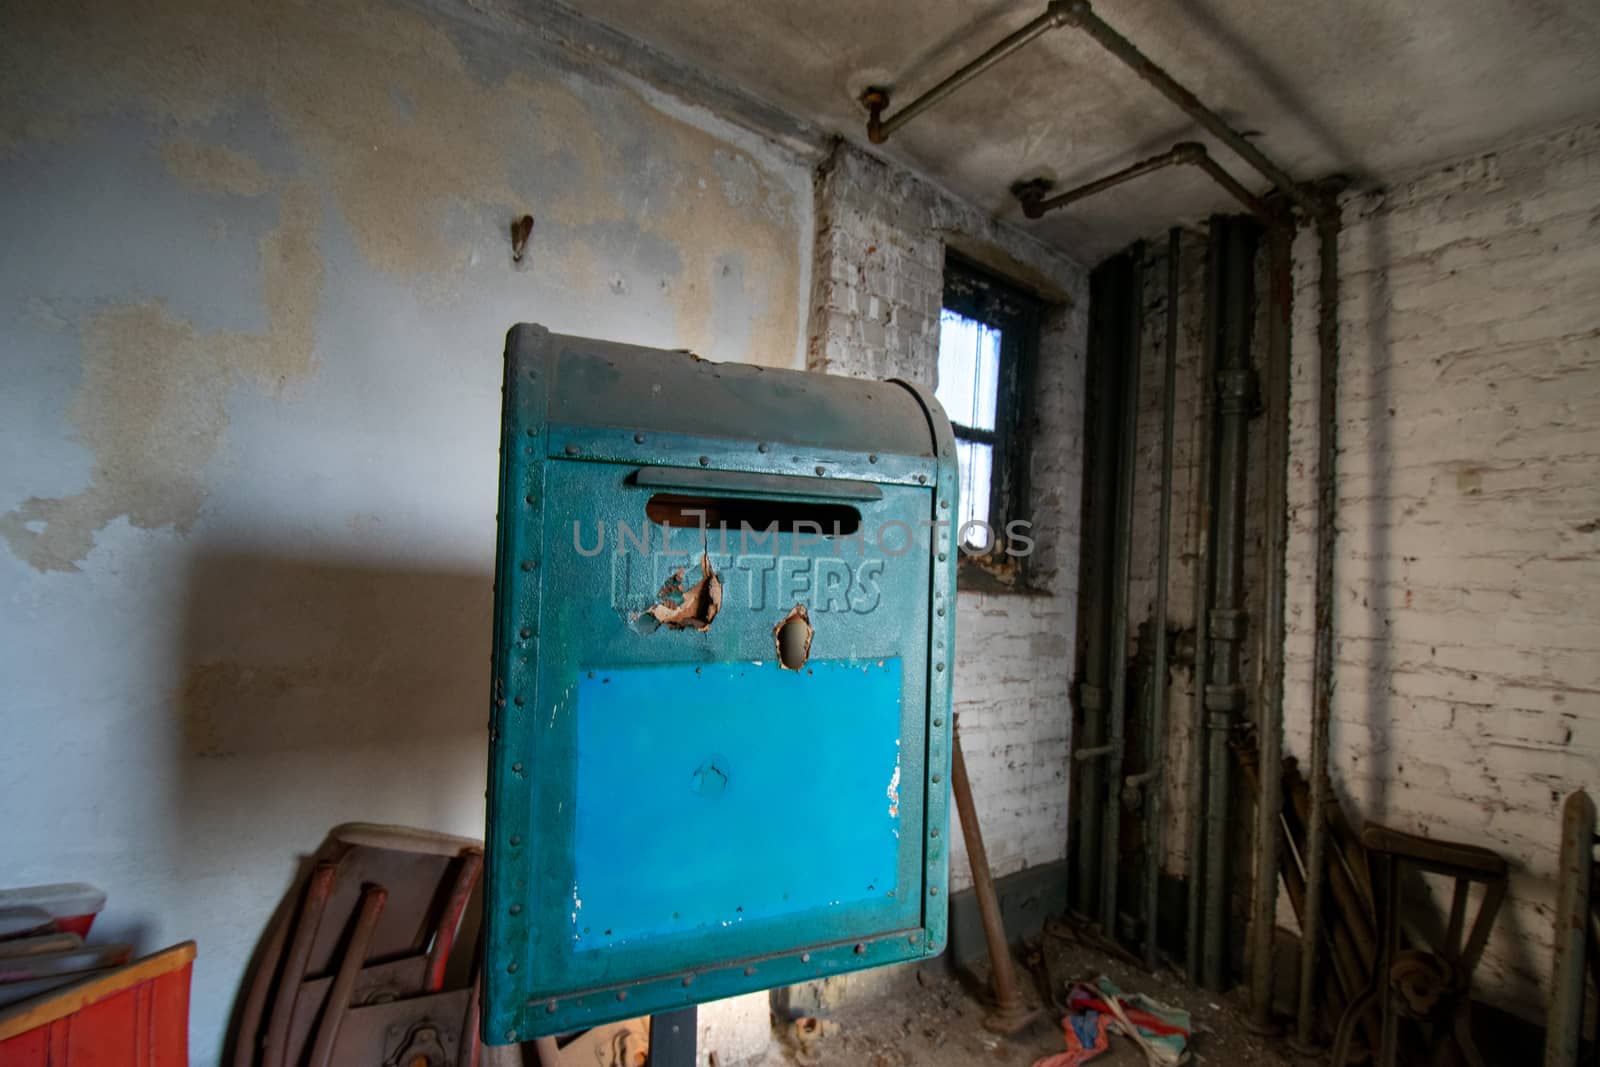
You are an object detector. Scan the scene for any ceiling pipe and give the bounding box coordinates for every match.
[1054,1,1326,219]
[863,3,1073,145]
[862,0,1330,220]
[1011,142,1273,223]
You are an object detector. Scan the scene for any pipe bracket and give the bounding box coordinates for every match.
[1217,366,1259,412]
[1208,607,1248,641]
[1204,684,1246,714]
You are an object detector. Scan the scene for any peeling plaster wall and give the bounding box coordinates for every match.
[0,0,813,1058]
[808,142,1089,896]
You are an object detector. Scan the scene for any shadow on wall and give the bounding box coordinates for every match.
[169,547,493,879]
[159,548,495,1058]
[177,550,490,759]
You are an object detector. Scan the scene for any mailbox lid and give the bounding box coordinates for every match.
[538,330,936,466]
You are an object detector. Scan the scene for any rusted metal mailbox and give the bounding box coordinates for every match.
[483,324,958,1041]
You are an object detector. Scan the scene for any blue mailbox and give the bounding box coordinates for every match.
[483,324,958,1041]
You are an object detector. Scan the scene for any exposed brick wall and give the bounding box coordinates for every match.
[1111,119,1599,1015]
[1278,119,1600,1019]
[807,142,1089,892]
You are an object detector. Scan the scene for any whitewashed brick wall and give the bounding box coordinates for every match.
[808,142,1088,892]
[1280,119,1600,1019]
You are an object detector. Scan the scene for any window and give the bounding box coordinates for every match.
[936,256,1039,588]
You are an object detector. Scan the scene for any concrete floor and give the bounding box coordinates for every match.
[754,927,1293,1066]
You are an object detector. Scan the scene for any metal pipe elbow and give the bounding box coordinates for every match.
[1049,0,1092,27]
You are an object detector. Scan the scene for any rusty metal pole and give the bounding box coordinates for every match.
[1294,202,1343,1054]
[951,718,1037,1034]
[1546,789,1595,1067]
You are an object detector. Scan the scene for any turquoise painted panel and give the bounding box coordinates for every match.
[572,658,904,946]
[483,326,959,1042]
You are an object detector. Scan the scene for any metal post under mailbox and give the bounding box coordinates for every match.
[480,325,961,1043]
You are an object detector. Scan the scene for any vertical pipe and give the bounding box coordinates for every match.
[1248,217,1294,1028]
[1142,228,1180,968]
[649,1007,698,1067]
[1101,244,1145,938]
[1547,789,1596,1067]
[1295,203,1343,1048]
[1201,215,1260,991]
[1075,266,1122,918]
[1183,230,1218,984]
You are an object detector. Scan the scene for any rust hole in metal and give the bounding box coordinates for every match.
[775,603,812,670]
[645,552,722,631]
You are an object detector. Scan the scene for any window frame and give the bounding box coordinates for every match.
[939,254,1041,592]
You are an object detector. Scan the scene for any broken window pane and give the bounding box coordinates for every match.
[956,440,993,550]
[936,310,1001,432]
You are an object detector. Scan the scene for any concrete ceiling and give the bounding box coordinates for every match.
[564,0,1600,261]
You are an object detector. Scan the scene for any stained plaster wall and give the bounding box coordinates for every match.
[0,0,815,1059]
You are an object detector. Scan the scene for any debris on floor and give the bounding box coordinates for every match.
[1034,1007,1112,1067]
[1034,977,1192,1066]
[786,1015,842,1064]
[749,924,1293,1067]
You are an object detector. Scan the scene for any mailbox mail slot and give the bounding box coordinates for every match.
[483,325,959,1041]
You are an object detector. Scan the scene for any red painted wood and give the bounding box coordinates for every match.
[0,949,193,1066]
